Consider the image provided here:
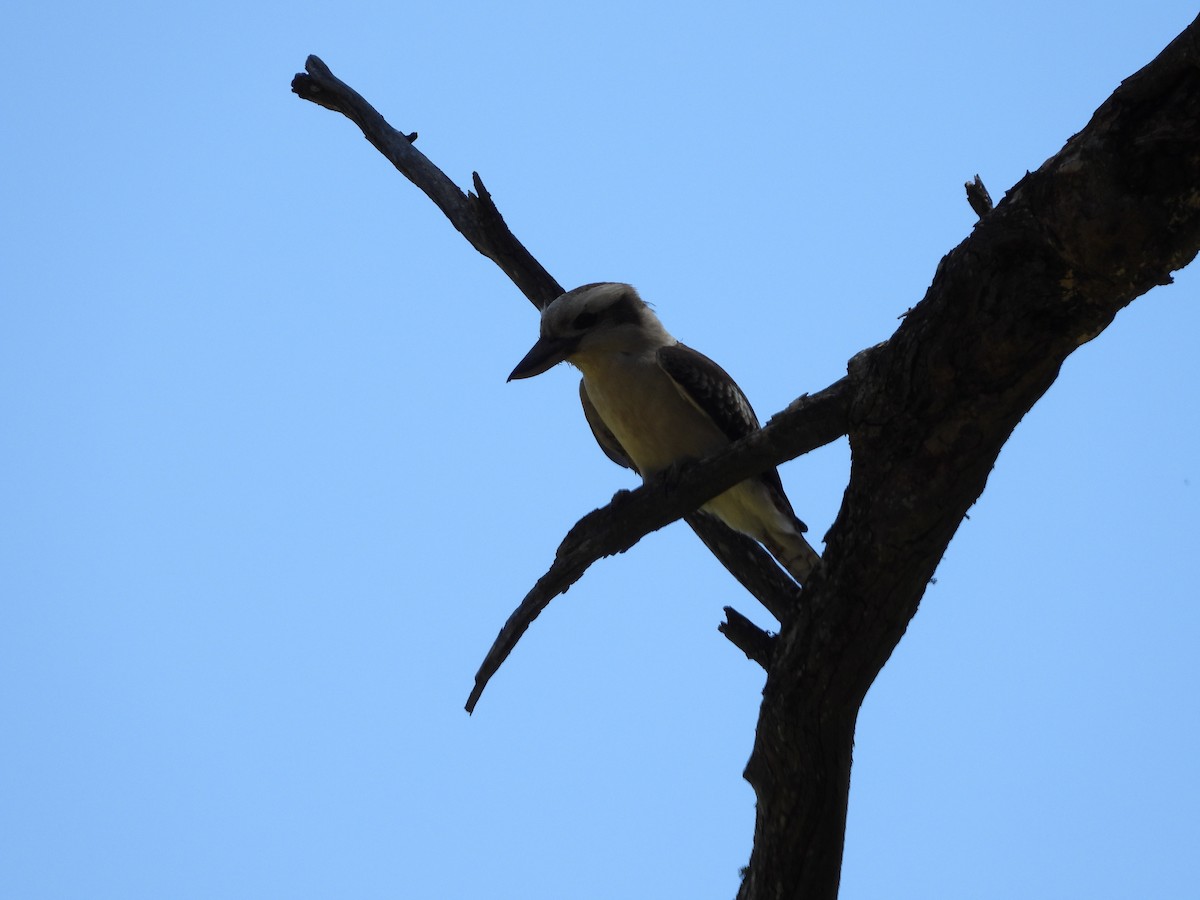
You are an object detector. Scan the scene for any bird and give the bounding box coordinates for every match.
[508,282,820,584]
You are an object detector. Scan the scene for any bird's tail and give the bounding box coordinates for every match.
[763,531,821,585]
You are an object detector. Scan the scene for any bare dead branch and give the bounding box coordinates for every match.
[465,377,852,713]
[292,55,855,713]
[293,17,1200,894]
[737,18,1200,898]
[292,55,561,308]
[719,607,775,668]
[964,174,993,218]
[684,513,801,622]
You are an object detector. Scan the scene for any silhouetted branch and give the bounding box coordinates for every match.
[293,55,855,714]
[719,607,775,668]
[293,19,1200,896]
[292,55,561,308]
[964,174,993,218]
[684,513,801,622]
[465,378,852,713]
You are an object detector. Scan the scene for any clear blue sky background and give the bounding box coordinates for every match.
[4,3,1198,898]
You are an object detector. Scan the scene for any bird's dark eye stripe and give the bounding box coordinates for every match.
[572,310,599,330]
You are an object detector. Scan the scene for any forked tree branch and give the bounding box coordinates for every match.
[293,17,1200,897]
[464,378,851,713]
[293,54,855,710]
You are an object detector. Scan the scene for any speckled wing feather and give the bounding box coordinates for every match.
[657,343,759,440]
[656,343,808,533]
[579,379,638,473]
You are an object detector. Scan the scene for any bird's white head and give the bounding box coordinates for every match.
[508,282,671,381]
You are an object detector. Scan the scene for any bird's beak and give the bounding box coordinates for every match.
[507,335,577,381]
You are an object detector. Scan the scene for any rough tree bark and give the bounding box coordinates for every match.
[292,16,1200,900]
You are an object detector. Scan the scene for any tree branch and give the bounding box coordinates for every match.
[292,54,855,713]
[292,55,561,308]
[964,174,993,219]
[719,607,775,669]
[737,17,1200,899]
[293,17,1200,896]
[465,378,851,713]
[684,513,801,622]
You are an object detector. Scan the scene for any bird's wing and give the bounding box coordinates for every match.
[657,342,807,532]
[579,379,638,473]
[657,343,760,441]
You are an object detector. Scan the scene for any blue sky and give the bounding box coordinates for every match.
[4,3,1198,898]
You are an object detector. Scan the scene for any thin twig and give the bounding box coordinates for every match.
[292,55,561,308]
[964,174,994,219]
[719,607,775,669]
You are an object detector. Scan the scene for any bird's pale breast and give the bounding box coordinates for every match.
[577,351,727,477]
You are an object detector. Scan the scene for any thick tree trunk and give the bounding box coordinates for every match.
[737,19,1200,899]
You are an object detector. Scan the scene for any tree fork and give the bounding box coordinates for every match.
[293,14,1200,899]
[736,18,1200,897]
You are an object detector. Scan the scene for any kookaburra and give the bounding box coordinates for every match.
[508,282,820,584]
